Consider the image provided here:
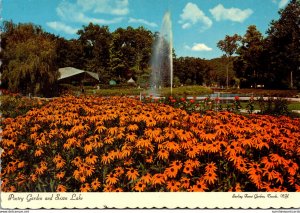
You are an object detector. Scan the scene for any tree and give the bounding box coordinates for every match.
[235,25,265,88]
[77,23,112,83]
[55,38,84,69]
[265,0,300,89]
[110,27,153,82]
[173,57,210,85]
[217,34,241,88]
[1,21,58,96]
[206,57,235,87]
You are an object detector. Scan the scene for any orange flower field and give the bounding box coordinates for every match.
[1,95,300,192]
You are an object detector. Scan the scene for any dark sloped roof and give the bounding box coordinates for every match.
[58,67,99,81]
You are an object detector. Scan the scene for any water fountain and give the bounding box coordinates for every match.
[150,11,173,97]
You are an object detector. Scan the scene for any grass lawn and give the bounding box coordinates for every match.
[86,85,213,97]
[288,102,300,110]
[213,88,299,97]
[240,101,300,111]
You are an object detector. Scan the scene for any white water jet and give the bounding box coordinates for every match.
[150,11,173,96]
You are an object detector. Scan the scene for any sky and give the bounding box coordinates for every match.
[1,0,291,59]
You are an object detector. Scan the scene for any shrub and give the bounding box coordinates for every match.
[0,95,47,118]
[257,97,290,116]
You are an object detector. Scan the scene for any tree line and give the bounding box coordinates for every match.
[217,0,300,89]
[0,0,299,97]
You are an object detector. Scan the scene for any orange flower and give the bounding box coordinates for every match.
[103,184,114,192]
[186,146,199,158]
[105,173,119,185]
[205,162,217,173]
[285,161,299,176]
[101,153,113,165]
[56,184,67,192]
[140,173,152,184]
[228,183,242,192]
[260,157,275,171]
[126,168,139,181]
[84,165,95,177]
[262,168,279,181]
[163,141,180,153]
[166,180,180,192]
[95,125,107,134]
[157,149,169,160]
[113,188,124,192]
[35,161,47,175]
[34,149,44,157]
[79,175,86,183]
[151,174,166,185]
[56,171,65,180]
[135,137,153,150]
[134,181,146,192]
[72,156,82,167]
[91,178,101,191]
[164,167,178,178]
[114,167,125,176]
[1,178,9,188]
[17,161,25,169]
[84,141,93,153]
[85,154,98,165]
[145,155,154,163]
[127,124,139,131]
[204,172,218,185]
[170,160,183,170]
[18,143,29,151]
[185,159,200,168]
[183,165,193,176]
[53,154,62,164]
[146,118,157,127]
[56,158,66,169]
[73,170,81,180]
[30,174,37,182]
[163,128,176,140]
[236,161,248,173]
[189,180,208,192]
[295,184,300,192]
[6,185,16,192]
[126,132,137,142]
[180,177,190,189]
[124,158,134,166]
[80,183,91,192]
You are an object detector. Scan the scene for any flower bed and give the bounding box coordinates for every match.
[0,96,299,192]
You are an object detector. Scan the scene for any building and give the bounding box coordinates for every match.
[58,67,99,85]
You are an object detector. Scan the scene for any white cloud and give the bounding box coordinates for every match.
[46,22,78,34]
[209,4,253,23]
[129,18,158,28]
[55,0,127,26]
[185,43,213,51]
[77,0,129,15]
[179,2,213,31]
[182,23,191,29]
[278,0,289,8]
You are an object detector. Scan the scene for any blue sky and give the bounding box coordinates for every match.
[2,0,290,59]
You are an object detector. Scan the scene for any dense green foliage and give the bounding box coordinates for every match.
[228,0,299,89]
[1,22,59,96]
[0,0,299,97]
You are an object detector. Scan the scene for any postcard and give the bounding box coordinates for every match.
[1,0,300,210]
